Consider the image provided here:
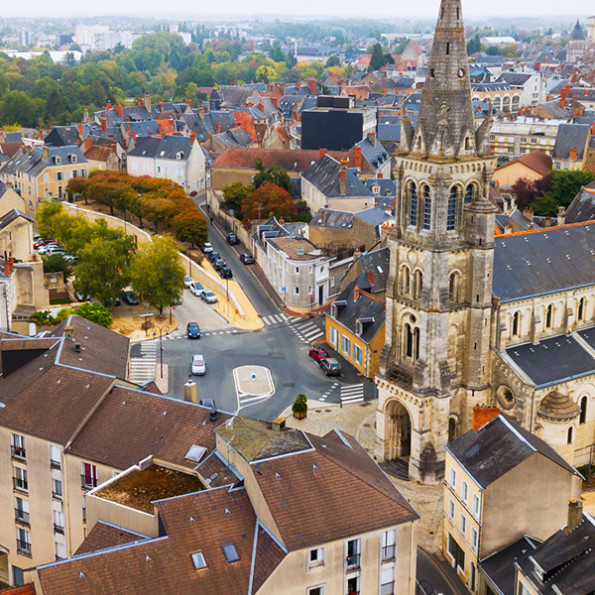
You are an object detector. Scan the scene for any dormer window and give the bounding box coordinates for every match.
[70,154,77,163]
[191,551,207,570]
[176,151,184,160]
[372,184,380,195]
[54,156,62,165]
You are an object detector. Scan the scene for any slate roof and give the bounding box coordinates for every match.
[128,135,193,161]
[515,515,595,595]
[553,123,590,160]
[578,326,595,350]
[181,113,210,142]
[506,331,595,388]
[479,536,540,595]
[0,145,86,177]
[309,208,354,229]
[302,155,375,198]
[354,206,395,237]
[492,223,595,301]
[0,208,32,230]
[446,415,579,488]
[496,72,533,87]
[352,246,390,293]
[44,125,84,147]
[330,279,385,344]
[564,182,595,224]
[356,137,390,171]
[212,129,253,149]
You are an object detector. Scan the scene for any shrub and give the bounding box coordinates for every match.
[292,393,308,414]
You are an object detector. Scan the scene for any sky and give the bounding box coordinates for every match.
[5,0,591,19]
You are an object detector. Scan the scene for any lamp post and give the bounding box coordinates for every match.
[226,276,229,317]
[153,327,165,378]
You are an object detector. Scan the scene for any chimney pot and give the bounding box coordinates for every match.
[565,500,583,533]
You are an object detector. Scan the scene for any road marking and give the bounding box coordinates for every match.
[340,383,365,405]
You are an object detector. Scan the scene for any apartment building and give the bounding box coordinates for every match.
[489,117,564,160]
[442,412,582,593]
[29,416,419,595]
[0,146,87,215]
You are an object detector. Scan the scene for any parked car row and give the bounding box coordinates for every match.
[184,278,219,304]
[33,235,77,262]
[308,346,342,376]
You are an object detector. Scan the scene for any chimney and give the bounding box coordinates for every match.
[132,131,137,143]
[100,115,107,134]
[217,121,221,134]
[38,129,44,140]
[354,145,362,170]
[137,96,142,107]
[115,104,123,118]
[523,207,534,222]
[309,76,316,95]
[199,105,205,116]
[84,137,92,150]
[159,101,164,112]
[183,376,198,404]
[106,100,112,111]
[339,167,346,195]
[74,343,81,353]
[319,148,328,159]
[77,122,84,138]
[42,145,50,162]
[296,81,301,91]
[366,271,374,287]
[377,172,383,179]
[190,131,196,145]
[557,206,566,226]
[83,108,89,124]
[568,147,577,161]
[63,325,74,339]
[564,500,583,533]
[127,123,132,138]
[367,131,377,146]
[353,285,360,301]
[472,406,500,432]
[144,92,151,112]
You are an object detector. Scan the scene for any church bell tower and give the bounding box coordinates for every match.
[375,0,497,483]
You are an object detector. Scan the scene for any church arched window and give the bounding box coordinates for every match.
[409,182,418,226]
[567,426,573,445]
[449,271,461,302]
[447,187,457,230]
[579,396,588,424]
[413,270,423,299]
[464,184,474,204]
[400,265,411,296]
[422,185,431,230]
[577,297,585,322]
[512,311,520,336]
[545,304,554,329]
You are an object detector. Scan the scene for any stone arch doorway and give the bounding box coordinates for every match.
[448,417,457,443]
[386,400,412,459]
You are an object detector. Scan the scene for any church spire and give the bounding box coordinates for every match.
[415,0,477,159]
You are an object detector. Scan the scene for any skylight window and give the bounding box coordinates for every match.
[191,551,207,570]
[223,543,240,563]
[185,445,206,462]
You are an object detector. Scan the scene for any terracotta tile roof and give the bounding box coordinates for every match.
[74,521,146,555]
[51,315,129,378]
[84,145,114,162]
[0,585,36,595]
[66,385,230,470]
[233,112,258,142]
[496,150,552,177]
[251,526,287,593]
[37,487,280,595]
[0,142,23,158]
[251,428,419,550]
[275,125,291,144]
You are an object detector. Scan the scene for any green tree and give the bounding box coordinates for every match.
[74,302,113,327]
[252,159,292,192]
[369,42,385,72]
[130,235,185,315]
[222,182,253,217]
[466,35,482,55]
[41,254,74,281]
[325,55,341,67]
[173,211,209,247]
[74,236,131,306]
[546,169,595,208]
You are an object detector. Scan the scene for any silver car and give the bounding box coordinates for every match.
[191,354,206,376]
[201,290,218,304]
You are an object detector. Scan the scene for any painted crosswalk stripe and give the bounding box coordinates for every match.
[340,383,365,405]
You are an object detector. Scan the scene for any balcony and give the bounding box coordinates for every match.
[381,544,395,562]
[16,539,31,556]
[52,490,63,501]
[345,554,360,571]
[381,582,394,595]
[81,474,97,489]
[13,477,28,493]
[11,445,26,461]
[15,510,30,526]
[53,524,64,535]
[50,459,61,470]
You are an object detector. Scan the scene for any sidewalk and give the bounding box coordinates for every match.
[282,399,444,553]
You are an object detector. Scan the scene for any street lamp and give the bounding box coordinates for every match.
[153,327,165,378]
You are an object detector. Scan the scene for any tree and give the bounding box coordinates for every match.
[325,55,341,67]
[222,182,253,218]
[74,302,113,327]
[546,169,595,208]
[173,211,208,247]
[467,35,482,55]
[369,42,385,72]
[130,235,185,315]
[41,254,74,281]
[242,183,298,224]
[74,236,131,306]
[252,159,292,192]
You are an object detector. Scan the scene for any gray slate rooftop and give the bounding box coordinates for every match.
[492,223,595,301]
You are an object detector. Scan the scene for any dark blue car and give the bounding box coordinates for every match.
[187,322,201,339]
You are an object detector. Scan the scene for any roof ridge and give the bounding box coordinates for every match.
[499,219,594,238]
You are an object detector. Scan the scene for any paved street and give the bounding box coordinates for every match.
[416,548,466,595]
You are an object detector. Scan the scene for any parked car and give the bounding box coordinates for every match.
[74,291,91,302]
[208,251,220,264]
[240,253,254,265]
[183,275,194,288]
[309,347,329,363]
[320,357,341,376]
[34,239,56,249]
[213,258,225,271]
[46,245,65,255]
[201,290,218,304]
[219,266,233,279]
[190,282,205,297]
[226,233,239,245]
[33,234,42,242]
[202,242,213,254]
[187,322,201,339]
[37,243,59,255]
[121,290,140,305]
[191,354,206,375]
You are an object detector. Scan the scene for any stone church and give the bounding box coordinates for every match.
[567,20,586,64]
[375,0,595,483]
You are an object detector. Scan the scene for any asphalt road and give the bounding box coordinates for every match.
[416,548,465,595]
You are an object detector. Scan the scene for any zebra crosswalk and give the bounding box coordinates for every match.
[261,313,294,326]
[290,320,325,344]
[129,340,158,384]
[340,383,366,406]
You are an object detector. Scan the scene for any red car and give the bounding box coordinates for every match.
[309,347,329,363]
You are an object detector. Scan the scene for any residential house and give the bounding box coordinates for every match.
[443,413,582,593]
[495,71,545,107]
[0,145,87,214]
[552,123,592,171]
[564,180,595,223]
[29,416,419,595]
[479,503,594,595]
[127,135,207,193]
[326,247,389,378]
[252,221,333,311]
[492,151,552,188]
[83,144,119,172]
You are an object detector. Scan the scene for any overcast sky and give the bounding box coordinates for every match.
[5,0,591,19]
